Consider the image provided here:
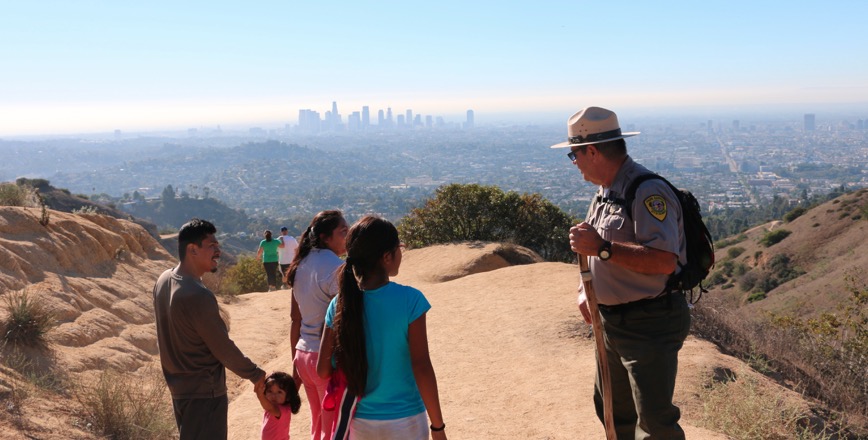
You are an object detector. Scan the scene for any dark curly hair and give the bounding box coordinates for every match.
[265,371,301,414]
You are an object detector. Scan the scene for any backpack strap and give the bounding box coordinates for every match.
[623,173,679,220]
[623,173,688,297]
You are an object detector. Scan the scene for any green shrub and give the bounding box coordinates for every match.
[783,206,807,222]
[75,368,176,440]
[727,246,746,260]
[398,183,577,262]
[222,254,268,294]
[747,291,767,303]
[767,254,804,285]
[759,229,792,247]
[1,290,57,349]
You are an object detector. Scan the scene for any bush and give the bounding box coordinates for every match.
[747,291,767,302]
[398,183,577,262]
[727,246,746,260]
[759,229,792,247]
[767,254,804,285]
[707,271,727,286]
[0,183,32,207]
[222,254,268,294]
[783,206,807,222]
[75,368,176,440]
[1,290,57,349]
[739,271,758,292]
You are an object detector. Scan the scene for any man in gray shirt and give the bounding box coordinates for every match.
[153,218,266,439]
[551,107,690,439]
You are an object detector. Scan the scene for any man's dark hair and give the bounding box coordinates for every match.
[178,218,217,261]
[576,138,627,160]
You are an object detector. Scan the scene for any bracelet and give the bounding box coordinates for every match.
[430,423,446,432]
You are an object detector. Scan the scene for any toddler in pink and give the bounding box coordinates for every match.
[256,371,302,440]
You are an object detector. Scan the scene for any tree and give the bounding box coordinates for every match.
[397,183,577,262]
[161,185,175,205]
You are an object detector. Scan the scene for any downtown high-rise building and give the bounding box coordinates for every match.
[464,109,475,129]
[804,113,816,131]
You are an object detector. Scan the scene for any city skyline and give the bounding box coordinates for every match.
[296,101,475,132]
[2,1,868,136]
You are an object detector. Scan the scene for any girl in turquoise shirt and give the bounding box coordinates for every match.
[317,216,447,440]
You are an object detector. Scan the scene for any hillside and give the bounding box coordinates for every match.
[0,206,844,439]
[13,178,161,239]
[708,187,868,318]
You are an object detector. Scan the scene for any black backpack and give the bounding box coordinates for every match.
[621,174,715,303]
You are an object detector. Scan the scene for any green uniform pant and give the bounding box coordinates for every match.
[594,293,691,440]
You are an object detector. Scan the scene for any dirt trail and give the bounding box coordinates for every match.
[225,244,730,439]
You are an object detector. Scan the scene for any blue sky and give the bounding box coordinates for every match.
[2,1,867,135]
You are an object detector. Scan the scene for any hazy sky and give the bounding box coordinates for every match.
[2,1,867,136]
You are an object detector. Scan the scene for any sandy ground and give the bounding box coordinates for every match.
[225,244,730,439]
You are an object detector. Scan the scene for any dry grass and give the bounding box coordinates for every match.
[698,368,842,440]
[1,289,58,349]
[73,367,176,440]
[692,290,868,438]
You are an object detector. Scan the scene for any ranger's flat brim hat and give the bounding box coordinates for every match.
[549,106,639,148]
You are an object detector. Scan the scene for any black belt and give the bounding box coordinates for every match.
[597,291,683,314]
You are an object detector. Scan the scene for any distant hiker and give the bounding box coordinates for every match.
[153,218,266,440]
[284,210,349,440]
[550,107,690,439]
[317,215,447,440]
[255,371,302,440]
[258,229,281,291]
[278,226,300,288]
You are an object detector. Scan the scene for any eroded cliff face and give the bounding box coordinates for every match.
[0,206,174,373]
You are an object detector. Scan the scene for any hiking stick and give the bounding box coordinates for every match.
[579,253,616,440]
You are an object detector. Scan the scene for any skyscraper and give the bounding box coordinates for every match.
[804,113,816,132]
[464,109,475,129]
[298,109,321,132]
[348,112,361,131]
[362,106,370,129]
[377,109,385,127]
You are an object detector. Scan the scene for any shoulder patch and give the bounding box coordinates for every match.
[644,195,667,221]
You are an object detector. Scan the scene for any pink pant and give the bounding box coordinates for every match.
[295,350,334,440]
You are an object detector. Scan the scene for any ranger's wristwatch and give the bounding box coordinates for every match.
[598,240,612,261]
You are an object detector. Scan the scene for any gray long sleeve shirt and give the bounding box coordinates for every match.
[153,266,265,399]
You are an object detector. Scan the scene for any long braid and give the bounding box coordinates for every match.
[334,260,368,395]
[332,215,400,397]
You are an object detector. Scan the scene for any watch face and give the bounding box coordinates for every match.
[599,249,611,260]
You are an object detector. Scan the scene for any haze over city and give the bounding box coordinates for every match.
[2,1,868,137]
